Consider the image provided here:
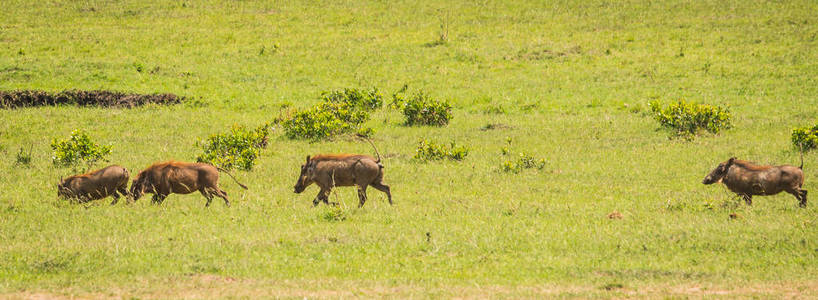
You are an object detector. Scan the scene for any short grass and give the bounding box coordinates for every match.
[1,0,818,298]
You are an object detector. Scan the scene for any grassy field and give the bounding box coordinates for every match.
[2,0,818,298]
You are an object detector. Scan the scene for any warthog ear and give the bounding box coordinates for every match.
[306,155,311,163]
[727,157,736,165]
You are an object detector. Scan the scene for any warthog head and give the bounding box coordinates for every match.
[129,174,151,201]
[703,157,736,185]
[56,177,72,198]
[294,155,315,193]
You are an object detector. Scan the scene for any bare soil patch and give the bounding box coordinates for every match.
[3,279,817,299]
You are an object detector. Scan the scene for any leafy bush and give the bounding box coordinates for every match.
[282,102,370,140]
[322,208,347,222]
[648,100,731,137]
[500,137,546,173]
[196,124,270,171]
[393,89,452,126]
[413,139,469,161]
[15,146,32,166]
[502,153,546,173]
[51,129,112,168]
[792,124,818,151]
[321,88,383,111]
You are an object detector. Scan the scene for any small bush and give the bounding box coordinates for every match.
[649,100,731,137]
[792,124,818,151]
[393,89,452,126]
[196,124,270,171]
[15,146,32,166]
[413,139,469,161]
[321,88,383,111]
[355,127,375,138]
[500,137,545,173]
[282,102,370,140]
[51,129,112,168]
[502,153,546,173]
[322,208,347,222]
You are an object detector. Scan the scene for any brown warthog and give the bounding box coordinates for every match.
[129,161,248,207]
[294,154,392,207]
[702,157,807,207]
[57,165,129,204]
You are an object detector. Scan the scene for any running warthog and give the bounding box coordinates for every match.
[129,161,248,207]
[57,165,129,204]
[293,154,392,207]
[702,157,807,207]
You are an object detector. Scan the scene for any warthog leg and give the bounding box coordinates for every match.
[742,194,752,206]
[116,185,128,205]
[208,188,230,208]
[202,188,214,207]
[790,189,808,208]
[110,191,121,205]
[371,183,392,205]
[152,194,166,205]
[357,185,368,208]
[314,188,331,207]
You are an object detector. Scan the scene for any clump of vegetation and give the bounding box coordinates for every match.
[0,90,183,109]
[322,208,347,222]
[15,146,32,167]
[392,88,452,126]
[196,124,270,171]
[500,137,546,173]
[282,102,370,140]
[791,124,818,151]
[51,130,112,168]
[502,153,546,173]
[483,104,506,114]
[321,88,383,111]
[355,127,375,138]
[648,100,732,137]
[412,139,469,161]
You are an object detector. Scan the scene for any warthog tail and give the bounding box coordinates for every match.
[799,144,804,170]
[358,134,382,164]
[216,167,248,189]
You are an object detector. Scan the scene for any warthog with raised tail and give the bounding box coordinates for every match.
[57,165,129,204]
[130,161,248,207]
[702,157,807,207]
[293,154,392,208]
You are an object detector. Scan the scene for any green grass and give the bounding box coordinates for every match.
[2,0,818,297]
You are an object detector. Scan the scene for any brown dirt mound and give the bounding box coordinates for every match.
[0,90,183,108]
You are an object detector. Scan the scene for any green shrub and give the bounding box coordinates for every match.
[282,102,370,140]
[355,127,375,138]
[322,208,347,222]
[500,137,546,173]
[321,88,383,111]
[792,124,818,151]
[648,100,732,137]
[393,89,452,126]
[413,139,469,161]
[51,129,112,168]
[502,153,546,173]
[196,124,270,171]
[15,146,32,166]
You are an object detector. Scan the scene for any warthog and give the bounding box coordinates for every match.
[702,157,807,207]
[130,161,248,207]
[294,154,392,207]
[57,165,129,204]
